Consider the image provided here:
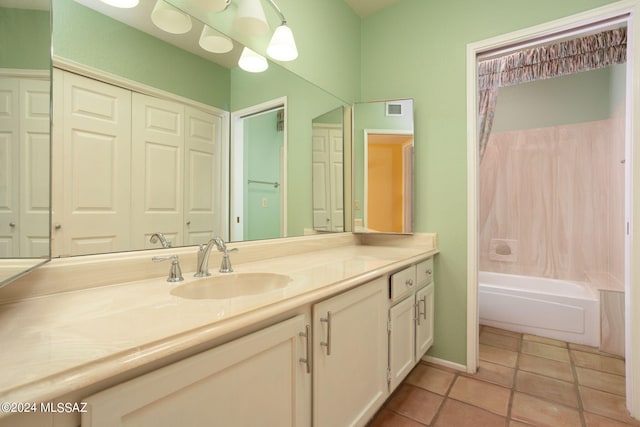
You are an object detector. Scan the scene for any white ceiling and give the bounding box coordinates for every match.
[343,0,401,17]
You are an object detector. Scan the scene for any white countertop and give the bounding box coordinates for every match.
[0,243,436,407]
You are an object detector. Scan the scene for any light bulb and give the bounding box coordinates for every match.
[238,47,268,73]
[267,24,298,61]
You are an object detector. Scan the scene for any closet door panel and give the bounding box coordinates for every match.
[0,78,19,257]
[183,106,221,246]
[19,78,50,257]
[131,93,184,249]
[59,71,132,256]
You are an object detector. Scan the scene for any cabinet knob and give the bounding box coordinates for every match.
[186,221,191,225]
[405,279,414,287]
[426,269,432,275]
[54,223,62,230]
[9,222,15,228]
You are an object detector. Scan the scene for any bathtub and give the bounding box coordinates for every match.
[479,271,600,346]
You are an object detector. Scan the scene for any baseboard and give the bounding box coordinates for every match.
[422,355,469,373]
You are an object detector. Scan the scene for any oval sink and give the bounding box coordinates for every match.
[171,273,292,300]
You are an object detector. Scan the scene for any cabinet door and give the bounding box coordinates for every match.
[416,283,435,359]
[389,295,416,392]
[82,315,311,427]
[313,277,388,427]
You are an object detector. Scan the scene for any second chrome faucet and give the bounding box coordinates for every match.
[195,237,238,277]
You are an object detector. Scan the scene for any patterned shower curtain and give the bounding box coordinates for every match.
[477,26,627,162]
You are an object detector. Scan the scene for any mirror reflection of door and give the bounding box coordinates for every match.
[231,100,286,242]
[312,106,344,233]
[365,132,413,233]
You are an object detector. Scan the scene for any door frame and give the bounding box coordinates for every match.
[230,97,288,241]
[362,129,413,233]
[465,0,640,417]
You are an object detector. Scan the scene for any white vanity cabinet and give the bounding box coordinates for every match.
[82,315,311,427]
[312,276,388,427]
[388,258,435,392]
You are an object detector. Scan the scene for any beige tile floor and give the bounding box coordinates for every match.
[368,326,640,427]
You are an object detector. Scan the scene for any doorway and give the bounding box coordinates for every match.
[466,1,640,418]
[230,97,287,241]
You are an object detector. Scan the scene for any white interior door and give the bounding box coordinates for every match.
[19,78,50,257]
[312,126,331,231]
[58,71,132,256]
[131,93,184,249]
[183,105,221,246]
[0,78,20,257]
[329,127,344,232]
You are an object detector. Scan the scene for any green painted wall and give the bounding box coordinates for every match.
[53,0,230,109]
[360,0,619,365]
[231,65,346,237]
[244,110,283,240]
[0,7,50,70]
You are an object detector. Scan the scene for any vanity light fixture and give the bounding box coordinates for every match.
[99,0,139,7]
[238,47,268,72]
[267,22,297,61]
[234,0,269,36]
[151,0,193,34]
[199,25,234,53]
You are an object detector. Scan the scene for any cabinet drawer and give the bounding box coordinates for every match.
[390,265,417,303]
[417,258,434,286]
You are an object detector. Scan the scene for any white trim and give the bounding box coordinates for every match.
[421,355,467,373]
[230,97,288,241]
[0,68,49,79]
[466,0,640,417]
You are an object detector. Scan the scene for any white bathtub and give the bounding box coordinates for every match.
[479,271,600,346]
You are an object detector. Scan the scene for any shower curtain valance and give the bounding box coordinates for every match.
[477,26,627,161]
[479,26,627,90]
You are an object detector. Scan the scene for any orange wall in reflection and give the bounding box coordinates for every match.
[368,142,403,232]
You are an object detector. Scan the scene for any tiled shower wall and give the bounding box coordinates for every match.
[479,115,625,283]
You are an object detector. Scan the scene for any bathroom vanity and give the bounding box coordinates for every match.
[0,233,437,427]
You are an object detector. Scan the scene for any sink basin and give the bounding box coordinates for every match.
[170,273,292,300]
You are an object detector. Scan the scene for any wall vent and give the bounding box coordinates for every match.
[386,102,403,116]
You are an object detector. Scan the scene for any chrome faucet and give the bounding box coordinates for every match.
[150,232,172,248]
[195,237,239,276]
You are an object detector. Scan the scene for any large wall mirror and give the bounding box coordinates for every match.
[47,0,350,258]
[0,0,51,286]
[353,99,414,234]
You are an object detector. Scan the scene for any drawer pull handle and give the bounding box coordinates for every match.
[320,311,332,355]
[405,279,414,287]
[299,324,311,374]
[426,269,432,275]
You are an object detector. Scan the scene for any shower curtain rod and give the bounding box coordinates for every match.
[477,15,629,61]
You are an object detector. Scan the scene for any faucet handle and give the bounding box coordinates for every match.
[152,255,184,282]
